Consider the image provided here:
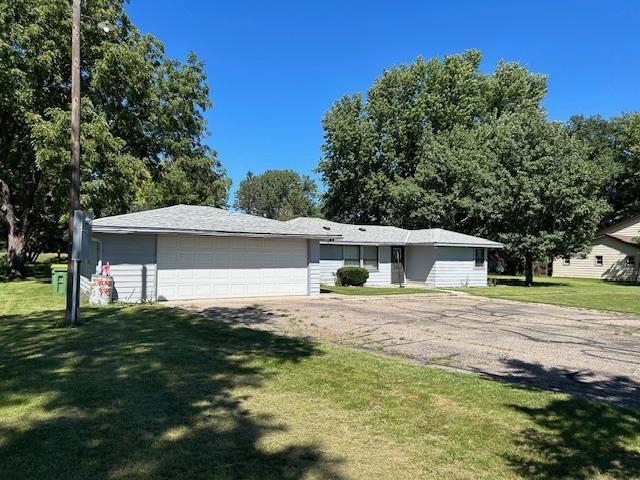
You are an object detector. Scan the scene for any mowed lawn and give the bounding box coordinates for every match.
[1,276,639,478]
[462,276,640,316]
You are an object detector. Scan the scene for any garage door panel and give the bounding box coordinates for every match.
[159,235,178,248]
[157,235,309,300]
[178,236,196,248]
[196,236,214,249]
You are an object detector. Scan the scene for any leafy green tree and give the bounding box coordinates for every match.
[318,51,606,284]
[319,50,546,226]
[0,0,228,276]
[568,113,640,226]
[234,170,319,220]
[489,113,608,285]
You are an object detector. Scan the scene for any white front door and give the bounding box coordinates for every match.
[156,235,308,300]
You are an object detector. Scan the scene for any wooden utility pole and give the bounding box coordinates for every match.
[66,0,81,325]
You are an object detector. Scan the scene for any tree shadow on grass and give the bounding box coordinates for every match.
[489,359,640,410]
[0,260,55,283]
[0,304,343,479]
[494,360,640,479]
[506,398,640,479]
[491,278,570,288]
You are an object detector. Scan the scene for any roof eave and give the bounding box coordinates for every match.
[594,234,640,248]
[319,240,504,248]
[321,240,402,245]
[92,225,341,240]
[431,242,503,248]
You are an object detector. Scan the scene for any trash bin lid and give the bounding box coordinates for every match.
[51,263,68,271]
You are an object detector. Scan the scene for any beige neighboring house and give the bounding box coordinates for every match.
[553,214,640,282]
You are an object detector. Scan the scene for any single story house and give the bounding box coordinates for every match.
[552,214,640,283]
[286,217,503,288]
[86,205,503,302]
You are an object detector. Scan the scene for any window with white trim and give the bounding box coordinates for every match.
[595,255,603,266]
[474,248,485,267]
[563,256,571,266]
[626,256,635,267]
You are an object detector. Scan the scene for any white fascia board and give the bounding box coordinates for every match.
[320,240,400,245]
[431,242,504,248]
[93,226,341,240]
[320,240,503,248]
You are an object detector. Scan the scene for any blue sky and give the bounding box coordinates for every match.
[126,0,640,199]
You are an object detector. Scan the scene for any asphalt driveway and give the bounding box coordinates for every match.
[170,293,640,409]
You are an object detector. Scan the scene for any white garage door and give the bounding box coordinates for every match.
[156,235,309,300]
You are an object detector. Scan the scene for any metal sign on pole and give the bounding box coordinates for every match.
[67,210,92,324]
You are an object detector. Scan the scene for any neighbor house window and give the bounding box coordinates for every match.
[563,256,571,266]
[474,248,485,267]
[362,246,379,271]
[595,255,603,266]
[626,256,636,267]
[320,244,343,261]
[343,245,360,266]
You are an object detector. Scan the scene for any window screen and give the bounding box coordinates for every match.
[344,246,360,266]
[362,246,378,271]
[320,244,343,261]
[474,248,484,267]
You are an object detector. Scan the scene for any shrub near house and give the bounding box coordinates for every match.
[337,267,369,286]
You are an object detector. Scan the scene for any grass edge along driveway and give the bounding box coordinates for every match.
[321,284,442,295]
[460,275,640,316]
[0,278,639,479]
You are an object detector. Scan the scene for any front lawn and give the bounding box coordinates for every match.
[1,276,639,478]
[321,284,442,295]
[462,275,640,316]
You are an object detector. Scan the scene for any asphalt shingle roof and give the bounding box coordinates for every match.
[92,205,339,239]
[93,206,502,247]
[286,217,503,247]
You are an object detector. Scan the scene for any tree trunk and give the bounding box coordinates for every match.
[7,228,27,278]
[524,254,534,287]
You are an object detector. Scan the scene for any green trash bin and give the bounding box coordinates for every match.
[51,263,68,295]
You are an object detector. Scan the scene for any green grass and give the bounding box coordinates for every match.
[1,271,639,478]
[461,275,640,316]
[321,284,442,295]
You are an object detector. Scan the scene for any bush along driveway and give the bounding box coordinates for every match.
[1,278,639,479]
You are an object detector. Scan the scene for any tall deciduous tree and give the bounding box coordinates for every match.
[234,170,319,220]
[319,50,546,226]
[0,0,228,276]
[318,51,607,284]
[568,113,640,226]
[489,113,607,285]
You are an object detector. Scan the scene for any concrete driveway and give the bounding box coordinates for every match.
[170,293,640,409]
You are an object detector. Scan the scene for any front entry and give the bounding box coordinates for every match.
[391,246,405,284]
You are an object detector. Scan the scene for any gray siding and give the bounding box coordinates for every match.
[434,247,487,287]
[405,245,437,285]
[319,244,392,286]
[319,259,343,285]
[93,233,157,302]
[366,246,392,286]
[307,240,321,295]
